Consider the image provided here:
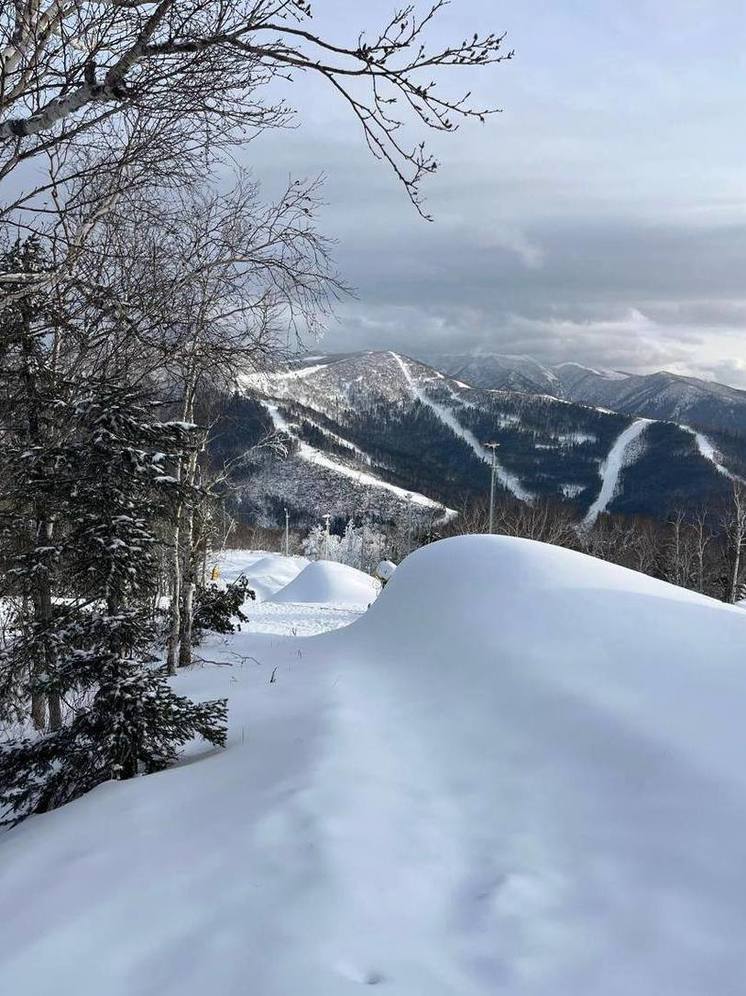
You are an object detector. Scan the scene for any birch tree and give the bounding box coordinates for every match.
[1,2,511,215]
[722,481,746,604]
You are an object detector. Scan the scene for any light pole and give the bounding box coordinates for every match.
[322,513,331,560]
[284,507,289,557]
[485,442,499,534]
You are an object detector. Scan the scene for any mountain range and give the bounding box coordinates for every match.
[421,353,746,435]
[211,351,746,531]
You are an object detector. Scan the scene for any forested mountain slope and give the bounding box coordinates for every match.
[210,352,745,529]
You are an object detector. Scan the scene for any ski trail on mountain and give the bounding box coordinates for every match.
[582,419,650,528]
[263,402,456,516]
[390,352,532,502]
[681,426,743,483]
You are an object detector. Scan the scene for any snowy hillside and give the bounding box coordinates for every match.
[2,538,746,994]
[220,351,743,526]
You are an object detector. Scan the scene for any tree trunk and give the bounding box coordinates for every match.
[165,509,181,676]
[177,446,199,667]
[21,332,61,731]
[728,545,742,604]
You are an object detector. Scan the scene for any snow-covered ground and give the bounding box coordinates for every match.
[2,537,746,995]
[682,425,743,483]
[390,352,534,502]
[214,549,309,601]
[582,418,650,527]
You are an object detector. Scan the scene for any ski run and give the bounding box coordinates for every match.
[263,401,455,517]
[582,418,650,528]
[390,352,534,502]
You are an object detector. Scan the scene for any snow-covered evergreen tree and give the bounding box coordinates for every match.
[0,386,227,825]
[302,518,389,572]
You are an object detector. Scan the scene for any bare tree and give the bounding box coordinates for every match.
[721,481,746,604]
[97,175,343,670]
[1,2,511,218]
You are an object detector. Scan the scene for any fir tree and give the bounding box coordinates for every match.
[0,237,66,730]
[0,385,227,826]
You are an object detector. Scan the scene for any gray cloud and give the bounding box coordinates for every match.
[241,1,746,388]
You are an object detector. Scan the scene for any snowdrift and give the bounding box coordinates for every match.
[3,536,746,995]
[355,535,746,785]
[312,536,746,992]
[271,559,380,608]
[219,551,308,601]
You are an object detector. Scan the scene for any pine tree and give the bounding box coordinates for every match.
[0,385,227,826]
[0,237,66,730]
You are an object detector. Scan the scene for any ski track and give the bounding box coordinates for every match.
[299,416,373,466]
[682,426,742,483]
[263,402,456,517]
[389,353,532,502]
[582,419,650,528]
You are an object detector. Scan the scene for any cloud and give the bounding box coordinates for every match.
[240,1,746,391]
[317,300,746,389]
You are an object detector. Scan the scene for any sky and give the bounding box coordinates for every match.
[245,1,746,387]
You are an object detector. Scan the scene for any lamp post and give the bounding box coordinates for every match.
[284,507,289,557]
[322,513,331,560]
[485,442,499,534]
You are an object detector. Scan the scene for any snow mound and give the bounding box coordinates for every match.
[271,560,380,607]
[356,535,745,787]
[231,553,308,601]
[308,536,746,991]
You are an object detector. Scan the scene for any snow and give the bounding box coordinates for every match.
[3,538,746,995]
[374,559,397,582]
[682,425,742,482]
[240,363,330,390]
[264,402,455,517]
[555,431,596,445]
[301,417,373,464]
[271,560,380,608]
[390,352,533,502]
[214,550,309,601]
[553,361,629,381]
[582,418,650,527]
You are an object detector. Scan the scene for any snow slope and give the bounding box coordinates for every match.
[264,401,455,516]
[682,425,743,483]
[271,560,380,608]
[3,539,746,995]
[582,418,650,527]
[390,352,533,502]
[216,550,309,601]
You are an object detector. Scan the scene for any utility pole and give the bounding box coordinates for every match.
[284,507,289,557]
[406,493,413,553]
[485,442,499,534]
[322,513,331,560]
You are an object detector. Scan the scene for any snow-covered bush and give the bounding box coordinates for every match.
[302,519,389,573]
[192,576,255,643]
